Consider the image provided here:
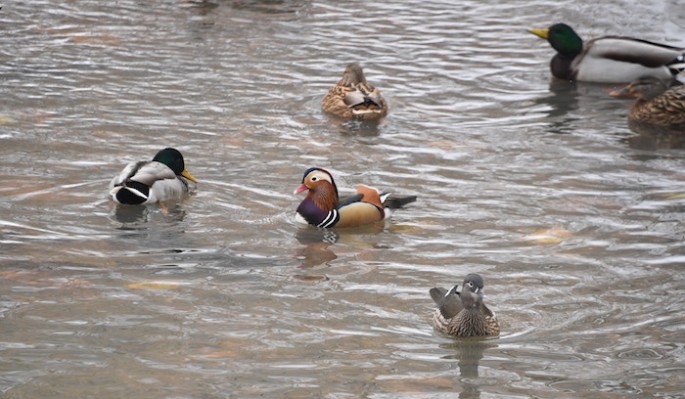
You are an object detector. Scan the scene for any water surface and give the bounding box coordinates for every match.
[1,0,684,398]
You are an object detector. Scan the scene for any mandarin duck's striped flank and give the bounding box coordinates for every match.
[109,148,198,205]
[294,167,416,229]
[610,76,685,130]
[529,23,685,83]
[322,63,388,121]
[430,274,500,338]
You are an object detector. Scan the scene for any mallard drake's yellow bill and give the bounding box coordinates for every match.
[528,28,549,40]
[182,169,198,183]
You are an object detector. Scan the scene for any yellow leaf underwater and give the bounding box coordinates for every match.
[525,227,573,244]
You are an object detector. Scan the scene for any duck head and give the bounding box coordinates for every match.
[153,148,198,183]
[294,167,339,212]
[609,76,670,101]
[529,23,583,55]
[340,62,367,86]
[459,273,485,310]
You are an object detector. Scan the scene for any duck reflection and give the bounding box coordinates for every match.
[293,227,339,268]
[541,80,580,119]
[293,223,385,268]
[110,203,187,228]
[623,124,685,151]
[331,118,383,137]
[441,338,498,399]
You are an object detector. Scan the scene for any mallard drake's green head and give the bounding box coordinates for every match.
[529,23,583,56]
[153,148,198,183]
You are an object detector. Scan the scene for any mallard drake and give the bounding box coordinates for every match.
[528,23,685,83]
[109,148,198,205]
[294,167,416,228]
[429,274,500,338]
[610,76,685,130]
[322,63,388,121]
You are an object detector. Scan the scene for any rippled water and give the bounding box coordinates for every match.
[1,0,684,398]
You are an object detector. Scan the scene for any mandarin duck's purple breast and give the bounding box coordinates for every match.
[296,197,339,227]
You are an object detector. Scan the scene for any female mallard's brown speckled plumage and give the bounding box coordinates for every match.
[429,274,499,338]
[322,63,388,121]
[610,76,685,131]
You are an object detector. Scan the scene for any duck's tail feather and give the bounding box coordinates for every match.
[383,194,417,209]
[110,181,149,205]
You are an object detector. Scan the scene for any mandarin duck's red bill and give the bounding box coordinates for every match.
[429,273,500,338]
[322,62,388,121]
[293,167,416,228]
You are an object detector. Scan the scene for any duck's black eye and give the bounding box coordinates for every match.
[311,176,318,182]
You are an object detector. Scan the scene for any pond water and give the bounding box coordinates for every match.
[1,0,684,398]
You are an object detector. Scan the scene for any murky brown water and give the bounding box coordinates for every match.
[1,0,684,398]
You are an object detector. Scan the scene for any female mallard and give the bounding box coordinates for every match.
[529,23,685,83]
[610,76,685,131]
[109,147,198,205]
[322,63,388,121]
[429,274,500,338]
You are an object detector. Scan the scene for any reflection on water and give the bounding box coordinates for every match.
[441,339,498,399]
[1,0,685,398]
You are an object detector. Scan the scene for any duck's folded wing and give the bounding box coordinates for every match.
[129,161,177,186]
[589,37,685,67]
[336,200,384,227]
[110,161,146,188]
[429,287,448,304]
[430,286,464,318]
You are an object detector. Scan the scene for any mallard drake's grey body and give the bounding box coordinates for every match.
[322,63,388,121]
[109,148,198,205]
[430,274,500,338]
[529,23,685,83]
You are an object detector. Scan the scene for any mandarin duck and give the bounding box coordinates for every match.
[429,273,500,338]
[109,147,198,205]
[528,23,685,83]
[293,167,416,228]
[610,76,685,131]
[322,62,388,121]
